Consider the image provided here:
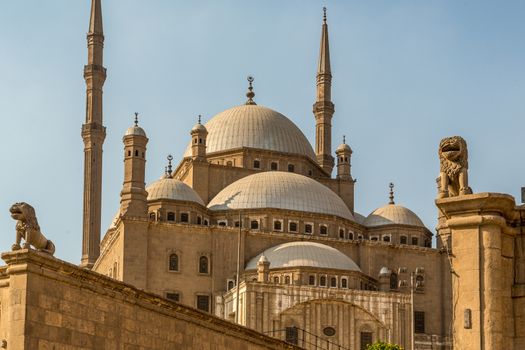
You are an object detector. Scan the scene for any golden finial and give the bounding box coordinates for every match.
[389,183,395,204]
[323,7,327,23]
[245,76,256,105]
[167,154,173,177]
[134,112,139,126]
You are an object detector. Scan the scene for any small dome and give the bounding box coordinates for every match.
[364,204,425,228]
[125,125,147,137]
[379,267,392,277]
[246,242,361,271]
[191,123,207,133]
[336,143,352,153]
[207,172,354,221]
[183,104,316,160]
[146,177,204,205]
[258,254,269,264]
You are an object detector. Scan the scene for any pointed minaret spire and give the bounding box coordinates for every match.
[389,183,395,205]
[89,0,104,35]
[313,7,335,176]
[81,0,107,269]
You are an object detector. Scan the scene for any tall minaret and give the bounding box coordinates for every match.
[81,0,107,269]
[313,7,335,176]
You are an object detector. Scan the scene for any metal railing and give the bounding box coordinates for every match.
[264,326,352,350]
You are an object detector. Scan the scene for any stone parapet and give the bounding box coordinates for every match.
[0,249,301,350]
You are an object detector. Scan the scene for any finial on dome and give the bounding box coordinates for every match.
[166,154,173,177]
[245,76,256,105]
[134,112,139,126]
[389,182,395,204]
[323,7,327,23]
[198,114,202,124]
[343,135,346,144]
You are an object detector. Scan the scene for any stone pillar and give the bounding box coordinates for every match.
[436,193,517,350]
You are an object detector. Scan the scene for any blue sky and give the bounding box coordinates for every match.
[0,1,523,264]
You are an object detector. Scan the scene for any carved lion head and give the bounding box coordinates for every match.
[438,136,468,175]
[9,202,40,231]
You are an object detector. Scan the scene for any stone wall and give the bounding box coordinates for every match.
[0,249,301,350]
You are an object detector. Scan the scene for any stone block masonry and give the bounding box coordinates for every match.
[0,249,301,350]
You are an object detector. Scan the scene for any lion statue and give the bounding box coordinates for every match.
[437,136,473,199]
[9,202,55,255]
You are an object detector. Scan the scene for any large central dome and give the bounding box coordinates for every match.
[183,104,316,160]
[207,172,354,221]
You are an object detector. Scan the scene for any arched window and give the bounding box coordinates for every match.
[270,162,278,171]
[149,212,156,221]
[305,224,313,234]
[390,273,398,290]
[412,237,419,246]
[250,220,259,230]
[199,138,202,144]
[341,278,348,288]
[226,161,233,166]
[227,280,234,290]
[197,216,202,225]
[134,150,139,157]
[339,229,345,239]
[371,236,379,242]
[348,232,354,240]
[400,236,408,244]
[288,164,295,172]
[218,220,226,227]
[273,220,282,231]
[274,276,280,284]
[308,275,315,285]
[330,277,337,287]
[127,150,131,156]
[289,222,297,232]
[285,276,291,284]
[167,212,175,221]
[253,160,261,169]
[204,219,209,226]
[169,254,179,271]
[180,213,189,223]
[199,256,209,274]
[320,225,328,235]
[383,235,391,242]
[320,276,327,287]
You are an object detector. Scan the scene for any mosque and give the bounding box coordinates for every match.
[21,0,519,350]
[75,3,451,349]
[77,2,451,349]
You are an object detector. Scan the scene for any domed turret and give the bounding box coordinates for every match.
[120,113,148,218]
[335,135,353,180]
[190,115,208,160]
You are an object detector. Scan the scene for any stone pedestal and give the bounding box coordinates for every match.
[436,193,518,350]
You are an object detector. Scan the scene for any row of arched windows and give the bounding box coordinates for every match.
[149,212,209,226]
[252,160,296,173]
[168,254,209,274]
[308,275,349,288]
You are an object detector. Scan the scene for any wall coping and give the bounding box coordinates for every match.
[1,249,301,350]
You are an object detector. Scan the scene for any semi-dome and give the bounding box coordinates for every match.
[146,177,204,205]
[364,204,425,228]
[246,241,361,271]
[207,172,354,221]
[183,104,316,160]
